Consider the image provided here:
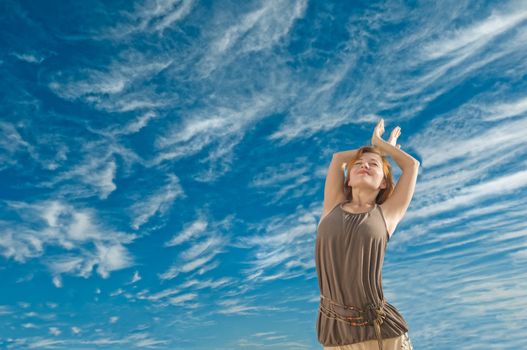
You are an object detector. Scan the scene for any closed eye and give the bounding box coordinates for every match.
[354,162,379,166]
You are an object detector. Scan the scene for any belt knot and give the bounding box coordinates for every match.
[364,299,386,326]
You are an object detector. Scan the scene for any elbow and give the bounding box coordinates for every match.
[410,157,420,168]
[332,152,344,162]
[402,160,420,172]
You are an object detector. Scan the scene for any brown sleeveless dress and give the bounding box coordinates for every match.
[315,200,410,349]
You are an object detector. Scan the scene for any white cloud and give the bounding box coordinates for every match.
[130,270,142,284]
[200,0,307,77]
[130,174,184,230]
[0,305,12,315]
[159,252,217,281]
[165,220,207,247]
[11,51,46,64]
[101,0,195,38]
[37,141,120,200]
[95,243,134,279]
[28,339,65,348]
[0,122,33,171]
[0,229,44,263]
[421,10,527,60]
[149,0,195,32]
[483,96,527,121]
[0,200,136,281]
[49,327,61,336]
[119,112,158,135]
[160,218,229,281]
[168,292,197,304]
[47,53,173,113]
[52,276,62,288]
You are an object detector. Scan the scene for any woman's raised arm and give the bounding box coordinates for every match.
[371,118,420,236]
[320,151,355,221]
[371,118,419,170]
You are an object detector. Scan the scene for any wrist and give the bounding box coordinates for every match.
[371,137,390,156]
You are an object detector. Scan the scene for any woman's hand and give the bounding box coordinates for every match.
[371,118,401,153]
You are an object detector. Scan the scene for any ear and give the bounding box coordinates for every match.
[380,178,387,189]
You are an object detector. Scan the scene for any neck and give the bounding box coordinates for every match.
[349,189,377,207]
[349,200,376,207]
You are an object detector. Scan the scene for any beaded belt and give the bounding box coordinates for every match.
[319,294,387,350]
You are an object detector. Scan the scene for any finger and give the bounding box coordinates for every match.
[397,144,401,149]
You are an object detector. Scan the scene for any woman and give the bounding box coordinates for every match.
[315,118,419,350]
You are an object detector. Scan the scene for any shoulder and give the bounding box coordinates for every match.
[318,201,344,228]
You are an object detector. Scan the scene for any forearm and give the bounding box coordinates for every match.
[333,149,358,164]
[375,138,419,170]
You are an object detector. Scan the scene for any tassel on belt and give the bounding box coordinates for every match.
[319,294,387,350]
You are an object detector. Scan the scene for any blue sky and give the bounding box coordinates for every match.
[1,0,527,349]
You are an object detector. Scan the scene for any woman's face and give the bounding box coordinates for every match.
[347,153,386,190]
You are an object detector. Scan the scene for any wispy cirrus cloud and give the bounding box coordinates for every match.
[132,0,196,33]
[421,8,527,60]
[129,174,184,230]
[47,52,173,113]
[159,215,231,280]
[197,0,308,78]
[89,0,196,40]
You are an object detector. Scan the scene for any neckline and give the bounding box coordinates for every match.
[340,200,377,215]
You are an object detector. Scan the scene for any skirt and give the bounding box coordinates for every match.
[323,332,413,350]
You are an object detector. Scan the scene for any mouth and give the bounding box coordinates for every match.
[358,171,369,175]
